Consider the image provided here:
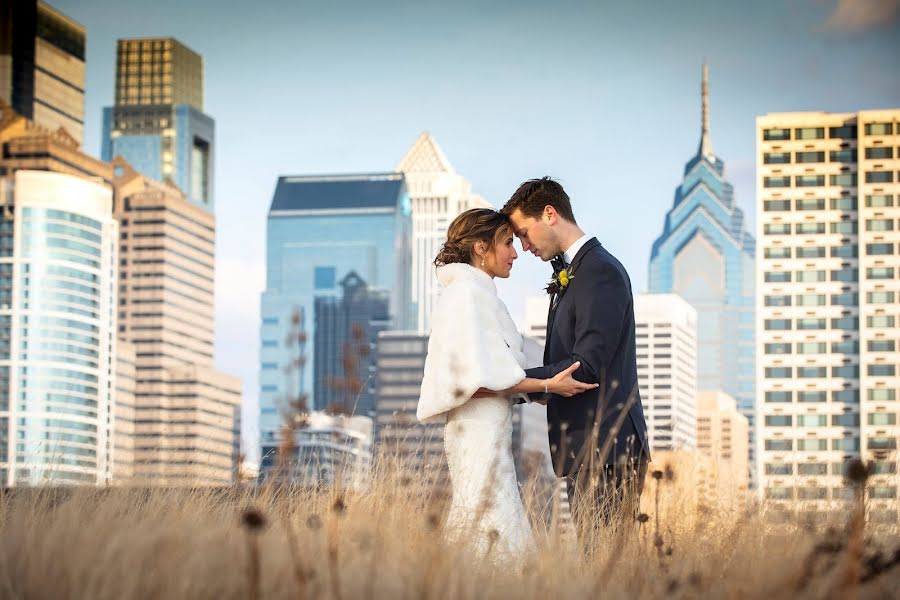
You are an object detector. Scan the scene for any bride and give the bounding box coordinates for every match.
[417,208,597,561]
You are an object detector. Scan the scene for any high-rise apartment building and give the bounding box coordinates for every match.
[259,173,412,475]
[397,132,490,333]
[635,293,698,451]
[314,271,390,418]
[101,38,213,211]
[1,1,86,145]
[113,159,241,485]
[697,390,750,499]
[0,169,118,486]
[756,110,899,519]
[649,66,756,470]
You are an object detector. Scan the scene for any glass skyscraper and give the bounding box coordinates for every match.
[259,173,411,473]
[648,65,756,473]
[101,38,214,212]
[0,169,118,486]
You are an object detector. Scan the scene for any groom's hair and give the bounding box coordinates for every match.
[501,177,577,225]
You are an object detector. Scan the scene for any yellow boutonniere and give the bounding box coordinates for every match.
[545,267,574,296]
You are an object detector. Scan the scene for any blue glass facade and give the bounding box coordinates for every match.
[101,104,214,212]
[648,67,756,473]
[259,173,412,472]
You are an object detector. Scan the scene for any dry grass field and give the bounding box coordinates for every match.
[0,456,898,599]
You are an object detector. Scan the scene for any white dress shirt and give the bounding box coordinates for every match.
[563,234,591,265]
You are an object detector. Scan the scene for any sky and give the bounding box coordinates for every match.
[52,0,900,461]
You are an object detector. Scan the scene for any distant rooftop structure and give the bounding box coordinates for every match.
[269,172,406,213]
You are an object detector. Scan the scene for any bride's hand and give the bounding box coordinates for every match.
[546,361,599,397]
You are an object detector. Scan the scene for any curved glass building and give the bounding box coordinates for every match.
[1,170,118,486]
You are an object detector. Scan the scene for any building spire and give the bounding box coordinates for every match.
[698,62,714,160]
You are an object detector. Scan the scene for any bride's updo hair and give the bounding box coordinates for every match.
[434,208,514,267]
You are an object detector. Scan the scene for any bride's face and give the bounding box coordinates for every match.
[483,233,518,279]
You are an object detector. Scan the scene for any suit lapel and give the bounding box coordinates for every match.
[542,238,600,361]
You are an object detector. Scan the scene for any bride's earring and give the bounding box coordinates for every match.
[481,256,485,267]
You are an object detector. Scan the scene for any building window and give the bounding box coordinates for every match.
[832,413,859,427]
[796,222,825,234]
[797,367,826,379]
[764,128,791,141]
[832,438,860,452]
[262,317,278,326]
[764,223,792,235]
[830,149,857,163]
[833,390,859,403]
[831,245,858,259]
[870,487,897,500]
[798,487,828,501]
[797,318,825,330]
[764,176,791,189]
[795,198,825,211]
[796,127,825,140]
[831,292,858,306]
[764,200,792,211]
[829,125,857,139]
[867,243,895,255]
[830,221,857,235]
[866,171,895,184]
[764,390,792,403]
[765,463,793,475]
[765,367,792,378]
[867,267,895,280]
[764,318,792,330]
[797,246,826,258]
[796,175,825,188]
[796,294,826,307]
[831,340,859,354]
[868,364,896,377]
[869,437,898,451]
[865,123,893,136]
[831,269,858,283]
[765,343,792,355]
[799,439,828,451]
[765,295,792,307]
[798,463,829,476]
[765,439,793,451]
[868,315,896,328]
[830,174,857,187]
[868,339,896,352]
[832,365,859,378]
[831,316,858,330]
[765,415,792,426]
[765,487,794,500]
[765,247,792,258]
[314,266,336,290]
[796,151,825,164]
[261,340,278,348]
[868,413,897,426]
[865,147,894,159]
[797,270,826,283]
[867,219,895,232]
[868,389,896,401]
[798,415,827,427]
[830,196,858,210]
[764,152,791,164]
[765,272,792,283]
[866,194,894,207]
[261,362,279,370]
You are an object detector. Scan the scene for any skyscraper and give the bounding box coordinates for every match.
[314,271,390,418]
[0,1,86,145]
[101,38,213,212]
[0,169,118,486]
[113,159,241,485]
[259,173,412,474]
[756,110,899,520]
[397,132,490,333]
[649,65,756,468]
[635,293,698,451]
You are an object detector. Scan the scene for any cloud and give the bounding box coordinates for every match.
[822,0,900,35]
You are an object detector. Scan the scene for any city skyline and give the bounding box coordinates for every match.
[48,0,900,459]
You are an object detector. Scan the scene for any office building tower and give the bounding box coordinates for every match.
[1,1,86,145]
[697,390,750,499]
[101,38,213,211]
[649,66,756,470]
[635,293,698,451]
[397,132,490,332]
[114,159,241,485]
[259,173,412,474]
[756,110,899,519]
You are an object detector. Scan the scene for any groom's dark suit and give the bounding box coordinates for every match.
[524,237,649,525]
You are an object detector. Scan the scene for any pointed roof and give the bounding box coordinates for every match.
[396,131,456,174]
[697,63,714,161]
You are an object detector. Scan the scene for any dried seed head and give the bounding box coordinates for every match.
[651,470,664,481]
[664,464,675,481]
[241,507,267,531]
[427,513,440,530]
[332,496,346,515]
[307,514,323,530]
[488,530,500,543]
[845,459,870,485]
[636,513,650,524]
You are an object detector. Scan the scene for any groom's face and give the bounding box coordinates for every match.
[508,208,559,261]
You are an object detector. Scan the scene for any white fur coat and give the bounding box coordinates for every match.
[417,263,528,423]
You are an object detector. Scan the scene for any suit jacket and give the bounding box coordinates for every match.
[525,237,649,477]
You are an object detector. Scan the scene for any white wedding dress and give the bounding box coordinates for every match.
[417,263,537,562]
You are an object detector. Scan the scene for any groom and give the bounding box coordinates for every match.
[502,177,650,534]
